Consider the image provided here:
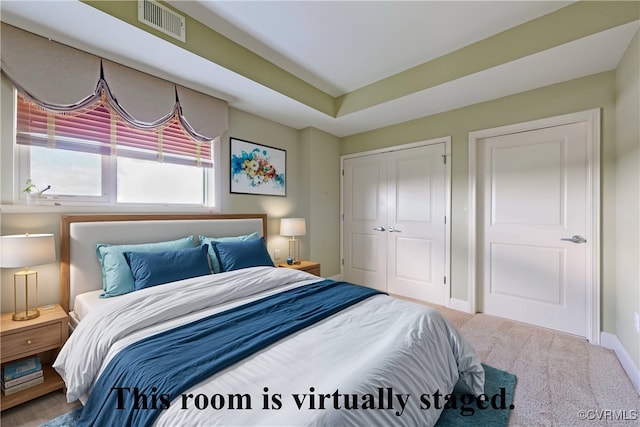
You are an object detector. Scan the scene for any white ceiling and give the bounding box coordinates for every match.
[1,1,638,137]
[176,0,575,96]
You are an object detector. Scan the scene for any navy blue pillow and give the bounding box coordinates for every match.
[124,244,212,290]
[212,237,274,272]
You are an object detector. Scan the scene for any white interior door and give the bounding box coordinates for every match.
[478,122,590,337]
[386,145,446,304]
[343,142,447,305]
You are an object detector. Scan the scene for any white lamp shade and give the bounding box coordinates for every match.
[0,234,56,268]
[280,218,306,237]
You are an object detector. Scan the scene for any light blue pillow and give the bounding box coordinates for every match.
[199,232,259,273]
[96,236,195,297]
[124,245,212,291]
[212,237,274,272]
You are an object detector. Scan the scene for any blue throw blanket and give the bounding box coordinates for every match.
[78,280,383,427]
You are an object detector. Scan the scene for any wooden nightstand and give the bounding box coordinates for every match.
[0,304,69,411]
[277,260,321,276]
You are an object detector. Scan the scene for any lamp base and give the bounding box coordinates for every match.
[12,309,40,321]
[12,270,40,321]
[287,238,302,266]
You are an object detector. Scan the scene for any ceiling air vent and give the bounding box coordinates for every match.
[138,0,186,42]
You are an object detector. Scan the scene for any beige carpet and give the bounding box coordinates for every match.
[432,305,640,427]
[2,306,638,427]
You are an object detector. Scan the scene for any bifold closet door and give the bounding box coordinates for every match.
[343,143,446,304]
[343,153,388,292]
[385,145,446,304]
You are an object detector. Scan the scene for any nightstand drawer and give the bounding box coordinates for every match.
[304,266,321,276]
[277,260,321,276]
[2,323,62,360]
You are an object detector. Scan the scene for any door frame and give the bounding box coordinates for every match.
[340,136,452,307]
[468,109,601,344]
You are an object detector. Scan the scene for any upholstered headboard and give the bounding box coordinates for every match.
[60,214,267,312]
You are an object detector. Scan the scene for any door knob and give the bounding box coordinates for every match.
[373,226,386,231]
[388,227,402,233]
[561,235,587,244]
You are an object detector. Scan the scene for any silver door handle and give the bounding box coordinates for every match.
[561,235,587,244]
[388,227,401,233]
[373,226,386,231]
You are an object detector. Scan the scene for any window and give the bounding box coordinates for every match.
[16,92,218,207]
[117,158,205,204]
[28,146,104,197]
[4,24,227,207]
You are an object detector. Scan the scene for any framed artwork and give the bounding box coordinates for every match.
[230,138,286,196]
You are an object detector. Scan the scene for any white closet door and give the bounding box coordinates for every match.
[386,144,446,304]
[343,143,447,304]
[343,154,388,292]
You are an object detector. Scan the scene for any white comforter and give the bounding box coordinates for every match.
[54,267,484,426]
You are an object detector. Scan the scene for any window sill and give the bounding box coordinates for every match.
[0,203,220,214]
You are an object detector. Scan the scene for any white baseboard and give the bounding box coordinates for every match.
[449,298,472,313]
[328,274,342,281]
[601,332,640,393]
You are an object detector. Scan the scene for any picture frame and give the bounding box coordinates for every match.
[230,137,286,196]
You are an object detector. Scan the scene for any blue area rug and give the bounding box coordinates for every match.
[41,364,515,427]
[435,363,517,427]
[39,407,82,427]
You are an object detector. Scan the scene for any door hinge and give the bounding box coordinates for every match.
[342,258,344,266]
[342,169,344,176]
[444,276,447,285]
[442,154,447,164]
[444,215,447,224]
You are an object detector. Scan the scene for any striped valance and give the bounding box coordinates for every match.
[0,23,228,144]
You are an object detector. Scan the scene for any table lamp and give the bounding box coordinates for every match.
[0,233,56,321]
[280,218,306,265]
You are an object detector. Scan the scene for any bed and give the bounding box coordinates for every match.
[53,214,484,427]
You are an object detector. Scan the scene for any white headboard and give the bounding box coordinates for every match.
[60,214,267,312]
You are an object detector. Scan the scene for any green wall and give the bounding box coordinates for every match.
[299,127,342,276]
[615,30,640,370]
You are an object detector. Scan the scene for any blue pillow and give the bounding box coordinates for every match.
[212,237,274,272]
[96,236,195,297]
[199,232,259,273]
[123,244,212,291]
